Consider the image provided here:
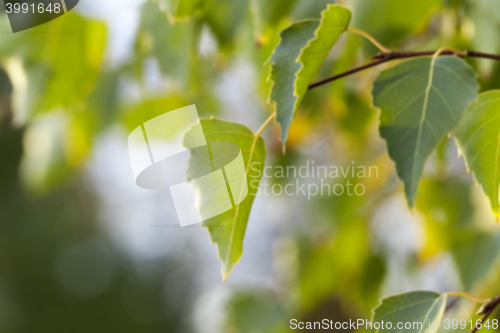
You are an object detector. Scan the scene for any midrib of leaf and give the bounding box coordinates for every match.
[411,56,438,189]
[374,295,445,333]
[420,295,445,333]
[222,133,261,281]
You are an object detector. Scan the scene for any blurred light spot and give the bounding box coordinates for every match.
[4,58,27,125]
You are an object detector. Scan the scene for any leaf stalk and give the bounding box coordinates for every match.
[346,28,391,53]
[445,292,489,304]
[255,112,276,138]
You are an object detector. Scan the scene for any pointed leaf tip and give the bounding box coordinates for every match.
[455,91,500,219]
[268,5,351,149]
[372,56,479,207]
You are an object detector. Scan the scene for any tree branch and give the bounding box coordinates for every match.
[371,50,500,61]
[308,50,500,91]
[307,58,391,90]
[470,295,500,333]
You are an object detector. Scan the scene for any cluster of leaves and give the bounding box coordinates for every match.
[151,0,500,330]
[3,0,500,331]
[258,3,500,330]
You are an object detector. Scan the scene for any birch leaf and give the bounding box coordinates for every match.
[371,291,447,333]
[455,90,500,217]
[268,4,351,149]
[372,56,479,207]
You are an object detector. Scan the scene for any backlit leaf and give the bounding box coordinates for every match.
[192,118,266,280]
[455,91,500,216]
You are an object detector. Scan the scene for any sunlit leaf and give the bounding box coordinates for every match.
[191,118,266,280]
[122,96,190,131]
[455,91,500,216]
[158,0,211,20]
[39,13,106,112]
[372,56,479,207]
[371,291,446,333]
[0,13,106,120]
[268,4,351,149]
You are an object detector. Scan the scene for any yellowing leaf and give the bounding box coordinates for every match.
[268,4,351,149]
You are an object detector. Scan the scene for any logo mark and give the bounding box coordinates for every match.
[128,105,248,227]
[3,0,79,33]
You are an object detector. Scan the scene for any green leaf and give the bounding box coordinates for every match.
[372,56,479,207]
[252,0,300,26]
[351,0,441,48]
[158,0,211,20]
[268,4,351,149]
[203,0,249,50]
[225,291,287,333]
[194,118,265,280]
[452,232,500,292]
[468,0,500,74]
[455,91,500,216]
[123,96,190,131]
[0,13,106,119]
[416,178,474,259]
[291,0,336,21]
[136,0,197,86]
[371,291,447,333]
[42,13,106,112]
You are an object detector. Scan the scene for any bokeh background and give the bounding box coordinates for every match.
[1,0,500,332]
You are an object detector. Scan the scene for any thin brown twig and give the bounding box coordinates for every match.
[371,50,500,61]
[307,58,391,90]
[308,50,500,91]
[470,295,500,333]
